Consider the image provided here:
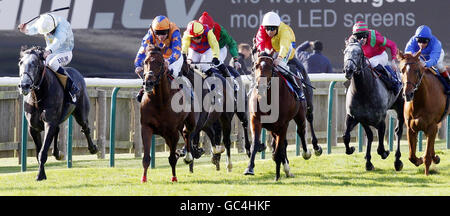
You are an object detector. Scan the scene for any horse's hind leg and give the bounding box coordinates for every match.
[141,124,153,183]
[306,106,322,156]
[294,111,310,160]
[393,99,405,171]
[282,140,294,177]
[376,121,390,160]
[343,114,359,155]
[221,117,233,172]
[52,126,64,160]
[362,124,374,171]
[73,107,98,154]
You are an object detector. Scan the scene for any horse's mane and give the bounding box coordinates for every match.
[20,45,45,60]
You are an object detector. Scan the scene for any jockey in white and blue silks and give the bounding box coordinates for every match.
[405,25,449,84]
[18,13,78,103]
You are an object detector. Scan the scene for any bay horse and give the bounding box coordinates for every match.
[244,52,308,181]
[398,50,445,175]
[342,40,405,171]
[18,46,98,181]
[140,45,199,182]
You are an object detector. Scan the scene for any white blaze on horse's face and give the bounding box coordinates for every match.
[18,53,39,95]
[344,43,362,80]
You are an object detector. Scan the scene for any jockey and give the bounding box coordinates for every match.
[405,25,449,84]
[198,11,240,78]
[181,20,221,76]
[134,15,183,102]
[255,11,309,100]
[18,13,78,103]
[349,21,401,93]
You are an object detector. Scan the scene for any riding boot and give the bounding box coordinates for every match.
[440,70,450,95]
[57,67,79,103]
[136,88,144,102]
[283,73,303,100]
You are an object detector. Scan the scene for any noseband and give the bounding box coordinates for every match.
[143,58,165,88]
[21,53,46,91]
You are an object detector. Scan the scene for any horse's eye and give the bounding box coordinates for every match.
[19,61,23,66]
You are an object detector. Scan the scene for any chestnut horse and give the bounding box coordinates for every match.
[398,50,446,175]
[244,52,308,181]
[140,46,198,182]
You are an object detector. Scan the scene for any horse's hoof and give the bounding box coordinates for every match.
[255,144,266,153]
[54,151,64,161]
[379,150,390,160]
[244,168,254,175]
[36,174,47,181]
[346,146,355,155]
[227,164,233,173]
[365,162,374,171]
[302,150,312,160]
[89,145,98,154]
[275,176,280,181]
[433,155,440,164]
[394,160,403,171]
[183,153,193,164]
[141,176,147,183]
[176,149,185,158]
[314,146,323,156]
[171,176,178,182]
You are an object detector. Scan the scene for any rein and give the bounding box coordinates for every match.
[143,58,166,89]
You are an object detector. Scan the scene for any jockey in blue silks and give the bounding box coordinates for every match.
[405,25,449,84]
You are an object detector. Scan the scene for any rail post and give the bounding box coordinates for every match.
[109,87,120,167]
[67,115,73,168]
[261,129,266,159]
[151,135,156,169]
[327,81,337,154]
[21,99,28,172]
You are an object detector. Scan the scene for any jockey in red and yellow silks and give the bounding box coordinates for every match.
[181,20,221,75]
[254,11,311,101]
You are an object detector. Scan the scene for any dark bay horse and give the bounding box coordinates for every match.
[18,46,98,181]
[398,51,446,175]
[180,62,239,172]
[343,40,404,171]
[139,46,200,182]
[244,52,308,181]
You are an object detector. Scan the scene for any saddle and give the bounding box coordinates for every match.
[275,66,305,101]
[373,64,402,95]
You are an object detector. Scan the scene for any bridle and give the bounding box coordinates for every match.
[143,56,166,90]
[404,61,424,93]
[254,55,274,90]
[20,52,47,91]
[344,43,379,78]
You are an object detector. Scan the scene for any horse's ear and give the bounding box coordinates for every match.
[397,50,405,60]
[413,49,422,59]
[20,45,28,57]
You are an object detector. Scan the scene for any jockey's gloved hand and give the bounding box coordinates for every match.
[212,57,220,66]
[135,67,144,74]
[205,69,213,76]
[233,58,241,69]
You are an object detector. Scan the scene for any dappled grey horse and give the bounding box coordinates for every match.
[342,40,405,171]
[18,46,98,181]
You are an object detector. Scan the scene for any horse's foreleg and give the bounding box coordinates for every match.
[29,127,42,163]
[407,127,422,167]
[376,121,390,160]
[52,126,64,160]
[167,135,180,182]
[424,125,438,175]
[362,124,374,171]
[141,125,153,183]
[222,120,233,172]
[343,115,359,155]
[273,130,287,181]
[282,139,294,178]
[244,117,261,175]
[394,111,405,171]
[36,124,58,181]
[306,106,321,156]
[236,111,251,158]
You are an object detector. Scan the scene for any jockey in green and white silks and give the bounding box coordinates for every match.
[18,13,78,103]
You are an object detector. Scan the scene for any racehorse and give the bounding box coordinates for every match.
[398,50,446,175]
[244,52,308,181]
[139,45,198,182]
[250,42,322,156]
[342,39,404,171]
[18,46,98,181]
[180,62,240,172]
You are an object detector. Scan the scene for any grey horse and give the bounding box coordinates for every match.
[342,40,404,171]
[18,46,98,181]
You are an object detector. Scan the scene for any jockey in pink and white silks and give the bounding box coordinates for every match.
[18,13,78,103]
[349,21,401,93]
